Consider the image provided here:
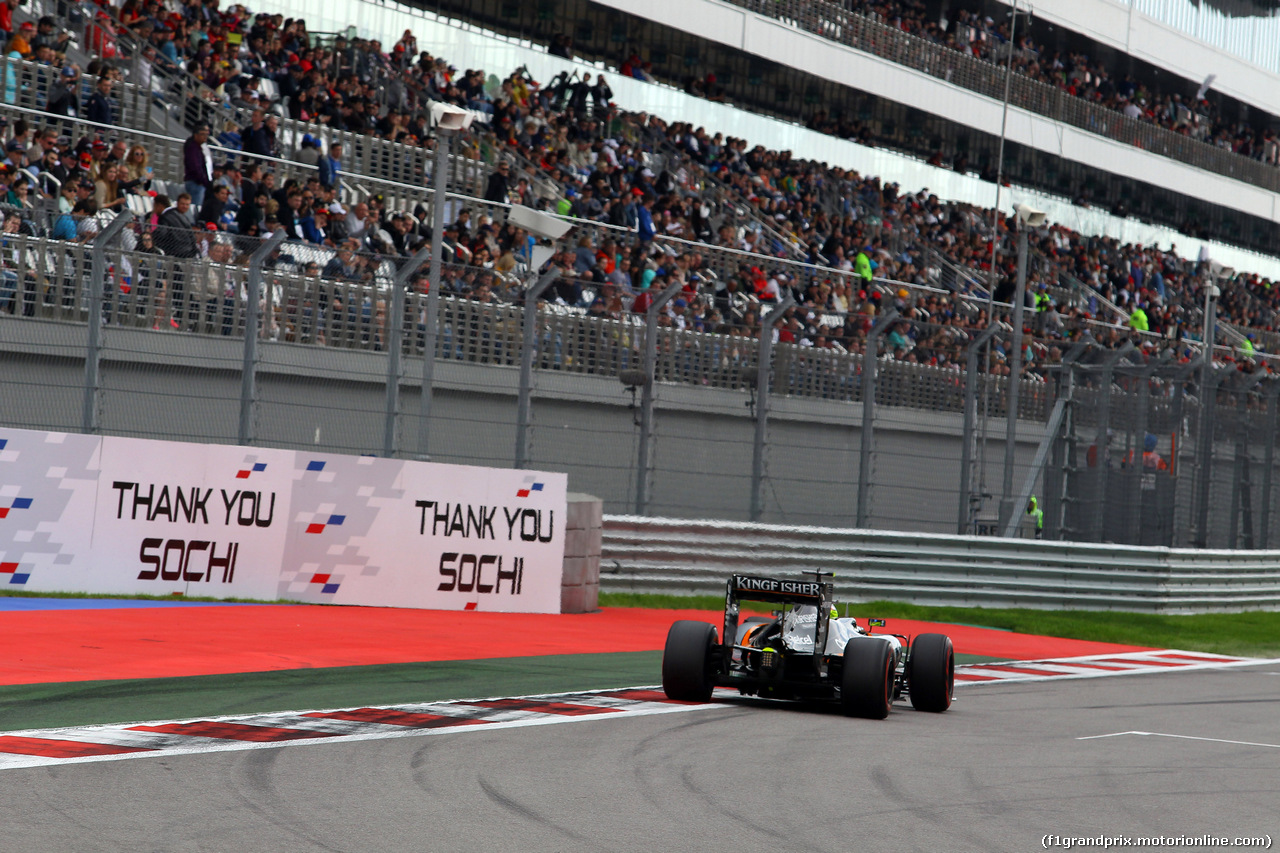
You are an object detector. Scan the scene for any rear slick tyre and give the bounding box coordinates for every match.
[841,638,894,719]
[908,633,954,712]
[662,620,717,702]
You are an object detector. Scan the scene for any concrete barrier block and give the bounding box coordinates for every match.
[564,528,588,559]
[561,583,598,614]
[560,584,581,613]
[581,554,600,584]
[566,493,602,530]
[562,556,589,587]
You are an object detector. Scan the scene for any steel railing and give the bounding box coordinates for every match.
[722,0,1280,194]
[0,53,155,133]
[600,516,1280,611]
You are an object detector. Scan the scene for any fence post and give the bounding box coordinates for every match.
[750,296,795,522]
[1165,355,1202,545]
[383,246,431,457]
[238,231,285,446]
[1259,379,1280,549]
[82,211,135,434]
[1085,342,1134,541]
[1228,371,1266,548]
[1043,337,1092,540]
[1123,356,1164,543]
[1193,364,1228,548]
[416,127,453,460]
[1043,366,1068,541]
[957,324,997,534]
[855,308,898,529]
[1194,285,1221,547]
[138,75,152,132]
[634,282,685,516]
[998,225,1030,531]
[514,267,563,469]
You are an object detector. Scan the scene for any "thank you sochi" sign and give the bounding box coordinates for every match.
[0,428,566,613]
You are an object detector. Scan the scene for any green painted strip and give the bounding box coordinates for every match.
[0,650,1009,733]
[955,654,1007,666]
[0,651,663,733]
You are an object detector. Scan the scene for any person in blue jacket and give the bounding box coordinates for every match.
[636,193,655,242]
[318,141,341,190]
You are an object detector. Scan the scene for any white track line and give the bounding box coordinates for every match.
[1078,731,1280,749]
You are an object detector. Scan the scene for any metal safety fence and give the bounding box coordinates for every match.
[1,217,1273,547]
[1051,354,1280,551]
[0,53,159,134]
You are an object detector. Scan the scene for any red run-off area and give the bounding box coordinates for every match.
[0,604,1154,686]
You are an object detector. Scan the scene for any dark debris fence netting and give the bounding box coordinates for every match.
[4,195,1279,538]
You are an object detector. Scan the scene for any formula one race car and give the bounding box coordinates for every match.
[661,573,953,718]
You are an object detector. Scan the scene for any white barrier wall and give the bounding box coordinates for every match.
[0,427,566,612]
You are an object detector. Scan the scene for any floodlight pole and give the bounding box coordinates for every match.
[986,0,1019,298]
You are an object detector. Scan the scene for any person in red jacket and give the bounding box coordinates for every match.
[0,0,15,41]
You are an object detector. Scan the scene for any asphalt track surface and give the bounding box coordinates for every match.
[8,662,1279,852]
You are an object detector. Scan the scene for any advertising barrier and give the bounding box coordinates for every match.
[0,427,566,613]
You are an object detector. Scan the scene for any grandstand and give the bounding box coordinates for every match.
[310,0,1280,253]
[0,0,1276,544]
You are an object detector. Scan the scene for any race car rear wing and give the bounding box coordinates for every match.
[723,574,835,662]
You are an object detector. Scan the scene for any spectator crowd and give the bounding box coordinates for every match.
[728,0,1280,175]
[0,0,1274,377]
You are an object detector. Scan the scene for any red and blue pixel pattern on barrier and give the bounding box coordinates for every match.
[235,462,268,479]
[304,514,346,535]
[0,497,32,519]
[305,573,341,594]
[0,561,29,585]
[0,439,33,581]
[0,431,101,589]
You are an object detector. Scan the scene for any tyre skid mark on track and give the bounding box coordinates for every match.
[0,650,1268,770]
[477,775,606,850]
